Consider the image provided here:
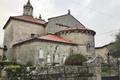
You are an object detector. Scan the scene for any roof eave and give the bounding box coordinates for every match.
[48,14,68,20]
[3,17,46,29]
[55,29,96,36]
[3,17,11,29]
[13,37,77,47]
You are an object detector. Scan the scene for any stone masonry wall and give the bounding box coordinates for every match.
[4,19,46,60]
[12,19,46,41]
[59,32,95,58]
[95,47,108,63]
[46,14,85,33]
[13,40,76,65]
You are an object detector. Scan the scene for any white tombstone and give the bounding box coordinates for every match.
[47,54,51,64]
[26,67,30,72]
[63,55,67,64]
[54,54,59,63]
[37,48,44,65]
[38,48,44,59]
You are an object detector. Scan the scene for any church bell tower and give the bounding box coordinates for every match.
[23,0,33,16]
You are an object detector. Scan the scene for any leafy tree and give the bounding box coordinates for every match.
[109,32,120,58]
[64,54,87,65]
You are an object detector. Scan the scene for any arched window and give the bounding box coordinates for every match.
[86,43,91,52]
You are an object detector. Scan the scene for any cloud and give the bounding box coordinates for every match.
[0,0,120,47]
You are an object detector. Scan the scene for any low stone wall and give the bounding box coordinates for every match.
[1,65,101,80]
[29,66,97,80]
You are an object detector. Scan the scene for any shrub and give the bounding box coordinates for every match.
[65,54,87,65]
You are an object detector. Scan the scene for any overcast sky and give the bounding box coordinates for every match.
[0,0,120,47]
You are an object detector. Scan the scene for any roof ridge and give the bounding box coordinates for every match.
[48,14,68,20]
[48,13,86,29]
[70,14,86,28]
[12,15,46,22]
[3,15,46,29]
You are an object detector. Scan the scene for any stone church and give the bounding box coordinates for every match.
[3,0,96,66]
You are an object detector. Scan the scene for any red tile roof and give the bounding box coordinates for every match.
[3,15,46,29]
[13,34,77,46]
[55,28,96,36]
[39,34,74,44]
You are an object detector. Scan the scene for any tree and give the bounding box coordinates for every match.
[109,32,120,58]
[64,54,87,65]
[108,32,120,79]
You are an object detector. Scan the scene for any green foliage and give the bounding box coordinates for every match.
[64,54,87,65]
[4,65,20,70]
[5,66,27,80]
[101,63,118,76]
[0,61,17,65]
[5,65,35,80]
[26,61,32,66]
[108,32,120,58]
[0,61,35,80]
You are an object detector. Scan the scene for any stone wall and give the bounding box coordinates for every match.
[46,14,85,33]
[4,20,13,48]
[33,66,94,80]
[59,32,95,58]
[95,47,108,63]
[1,65,101,80]
[95,43,116,64]
[12,19,46,41]
[4,19,46,60]
[13,40,77,65]
[11,31,95,66]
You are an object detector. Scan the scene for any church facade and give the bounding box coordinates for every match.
[3,0,96,66]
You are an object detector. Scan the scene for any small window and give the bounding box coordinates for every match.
[26,8,30,11]
[86,43,90,52]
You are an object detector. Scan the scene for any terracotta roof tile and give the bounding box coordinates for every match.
[13,34,77,46]
[38,34,74,44]
[3,15,46,29]
[55,28,96,36]
[12,15,46,24]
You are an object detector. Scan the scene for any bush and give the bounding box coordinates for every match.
[64,54,87,65]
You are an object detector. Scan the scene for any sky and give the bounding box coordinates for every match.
[0,0,120,47]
